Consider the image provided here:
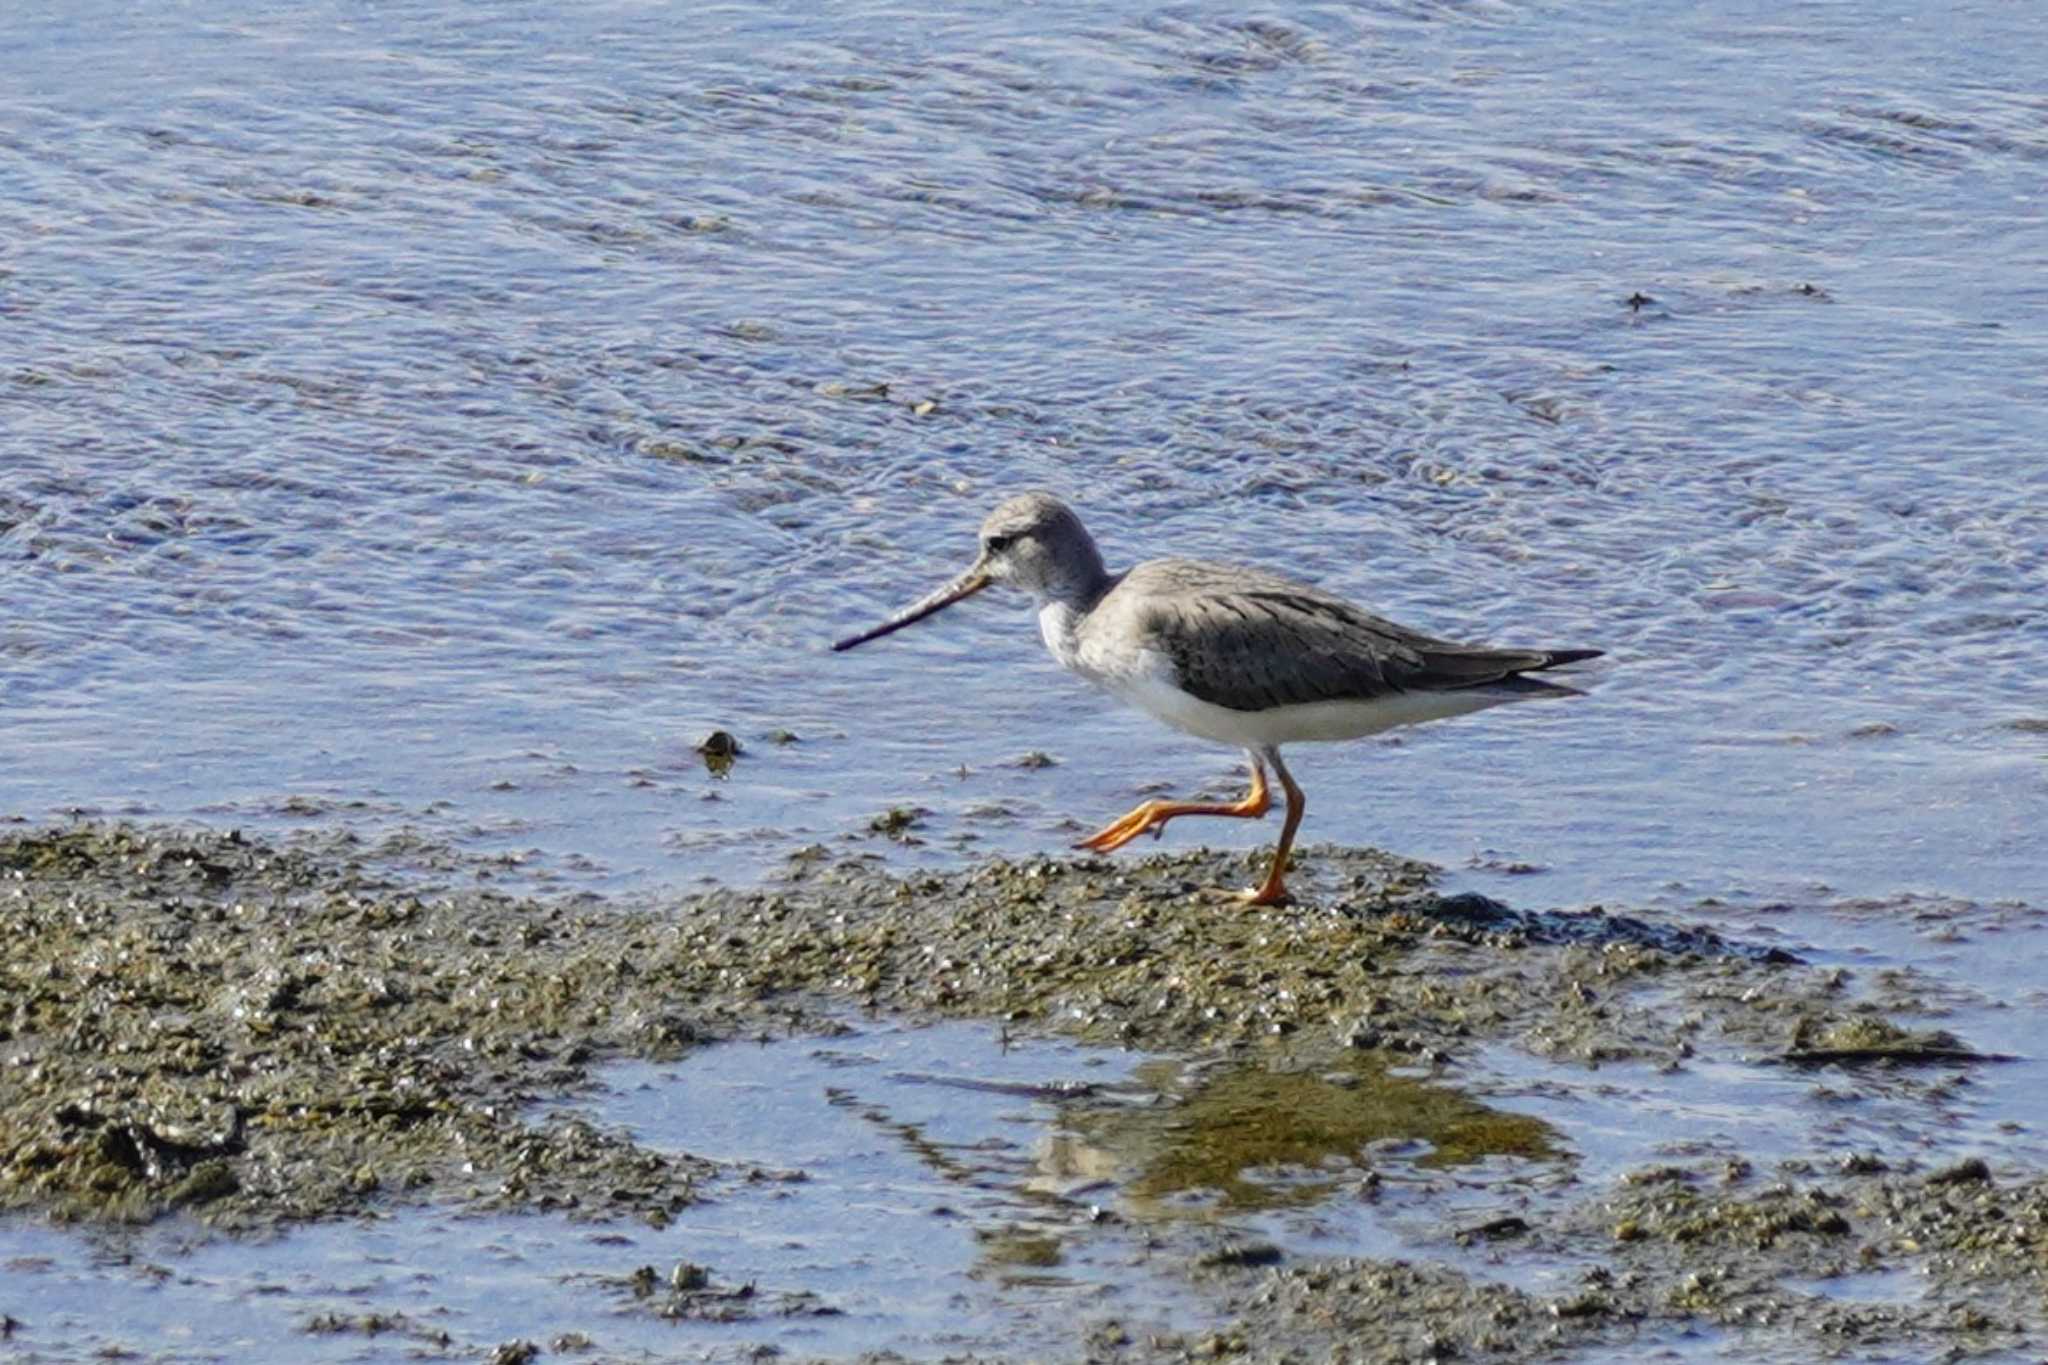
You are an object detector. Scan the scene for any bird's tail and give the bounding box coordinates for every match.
[1486,647,1604,699]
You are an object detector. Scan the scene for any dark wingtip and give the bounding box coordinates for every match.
[1541,647,1604,668]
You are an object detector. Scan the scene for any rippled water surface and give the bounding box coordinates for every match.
[5,0,2045,910]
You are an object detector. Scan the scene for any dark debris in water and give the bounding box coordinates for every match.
[1778,1045,2011,1067]
[1778,1014,2012,1067]
[607,1261,837,1324]
[1394,889,1804,964]
[305,1310,450,1351]
[866,805,927,838]
[693,729,742,777]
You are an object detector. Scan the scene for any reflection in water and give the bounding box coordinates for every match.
[582,1024,1562,1296]
[1049,1052,1558,1216]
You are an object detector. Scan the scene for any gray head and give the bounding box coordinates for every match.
[831,492,1110,652]
[972,492,1108,603]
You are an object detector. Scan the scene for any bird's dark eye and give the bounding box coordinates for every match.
[984,533,1015,554]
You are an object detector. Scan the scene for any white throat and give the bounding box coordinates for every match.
[1037,599,1088,673]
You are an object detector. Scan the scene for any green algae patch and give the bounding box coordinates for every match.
[1077,1053,1557,1215]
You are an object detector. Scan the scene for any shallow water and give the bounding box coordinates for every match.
[7,1007,2031,1361]
[0,1020,1555,1361]
[0,1024,1206,1362]
[2,0,2043,912]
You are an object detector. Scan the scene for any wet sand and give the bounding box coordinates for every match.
[1,823,2041,1361]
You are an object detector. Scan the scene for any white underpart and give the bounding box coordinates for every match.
[1038,601,1515,749]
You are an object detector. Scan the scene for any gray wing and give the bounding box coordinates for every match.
[1119,559,1591,714]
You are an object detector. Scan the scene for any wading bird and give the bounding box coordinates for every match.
[833,493,1599,905]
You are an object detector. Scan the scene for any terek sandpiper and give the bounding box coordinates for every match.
[833,492,1600,905]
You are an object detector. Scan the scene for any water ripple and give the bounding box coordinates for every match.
[0,0,2042,903]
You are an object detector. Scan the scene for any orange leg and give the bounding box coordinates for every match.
[1075,759,1271,854]
[1240,751,1305,907]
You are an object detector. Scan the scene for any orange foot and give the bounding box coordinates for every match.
[1073,768,1272,855]
[1238,874,1291,907]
